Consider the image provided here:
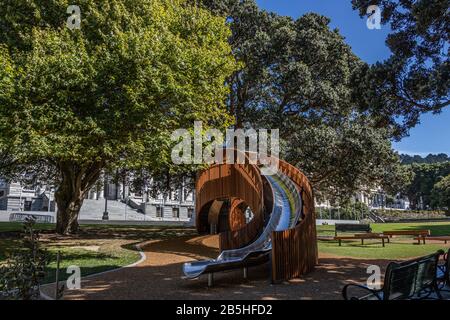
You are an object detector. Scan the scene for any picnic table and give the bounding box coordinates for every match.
[334,233,389,247]
[382,230,431,244]
[414,236,450,245]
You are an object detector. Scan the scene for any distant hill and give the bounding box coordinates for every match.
[400,153,450,164]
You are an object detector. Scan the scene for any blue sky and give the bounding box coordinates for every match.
[256,0,450,156]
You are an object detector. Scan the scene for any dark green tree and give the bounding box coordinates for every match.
[406,162,450,209]
[352,0,449,136]
[200,0,411,202]
[431,174,450,213]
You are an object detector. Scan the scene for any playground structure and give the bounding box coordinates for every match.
[183,151,318,285]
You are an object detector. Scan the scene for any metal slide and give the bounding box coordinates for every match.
[183,172,303,281]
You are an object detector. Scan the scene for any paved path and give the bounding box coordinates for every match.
[41,235,405,300]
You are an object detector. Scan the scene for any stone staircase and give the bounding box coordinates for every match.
[79,199,145,221]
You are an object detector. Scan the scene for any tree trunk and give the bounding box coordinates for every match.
[55,161,103,234]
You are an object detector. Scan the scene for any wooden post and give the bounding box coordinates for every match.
[55,251,61,300]
[207,273,214,287]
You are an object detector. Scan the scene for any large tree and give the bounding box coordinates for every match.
[0,0,236,234]
[431,174,450,213]
[406,162,450,209]
[352,0,449,136]
[199,0,411,202]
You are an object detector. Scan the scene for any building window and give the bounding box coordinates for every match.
[172,207,180,218]
[156,206,163,218]
[0,191,4,198]
[188,208,194,218]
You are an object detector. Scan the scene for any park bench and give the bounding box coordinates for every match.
[414,236,450,245]
[9,212,54,224]
[335,223,372,236]
[343,250,444,300]
[334,233,389,247]
[383,230,430,244]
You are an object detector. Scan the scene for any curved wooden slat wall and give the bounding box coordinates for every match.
[271,160,318,282]
[195,151,318,282]
[228,198,247,232]
[195,162,264,235]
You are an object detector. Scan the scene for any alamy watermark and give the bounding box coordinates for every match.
[366,5,381,30]
[67,5,81,30]
[171,122,280,175]
[66,265,81,290]
[366,265,382,290]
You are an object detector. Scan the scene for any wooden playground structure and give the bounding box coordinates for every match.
[192,151,318,283]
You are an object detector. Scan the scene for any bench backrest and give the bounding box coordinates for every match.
[335,223,371,235]
[382,250,442,300]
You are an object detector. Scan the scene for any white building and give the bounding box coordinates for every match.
[0,178,55,212]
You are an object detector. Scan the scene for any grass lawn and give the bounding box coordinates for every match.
[0,222,54,233]
[0,223,196,285]
[317,222,450,260]
[2,220,450,283]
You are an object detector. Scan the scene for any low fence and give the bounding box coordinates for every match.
[8,212,55,223]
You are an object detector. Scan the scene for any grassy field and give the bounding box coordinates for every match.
[0,222,54,233]
[1,221,450,283]
[0,223,196,284]
[317,222,450,259]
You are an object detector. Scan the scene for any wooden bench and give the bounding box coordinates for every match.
[414,236,450,245]
[335,233,389,247]
[335,223,371,236]
[383,230,431,244]
[343,250,444,300]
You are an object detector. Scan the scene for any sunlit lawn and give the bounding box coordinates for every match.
[0,222,196,284]
[2,220,450,281]
[317,222,450,259]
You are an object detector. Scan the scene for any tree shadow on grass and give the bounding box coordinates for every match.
[396,224,450,236]
[42,226,198,242]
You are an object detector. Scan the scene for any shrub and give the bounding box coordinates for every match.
[0,217,49,300]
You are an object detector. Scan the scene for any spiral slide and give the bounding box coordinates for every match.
[183,155,318,285]
[183,173,301,282]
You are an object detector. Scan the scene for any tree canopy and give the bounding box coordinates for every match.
[352,0,449,136]
[400,153,450,165]
[198,0,412,203]
[0,0,237,233]
[405,162,450,209]
[431,174,450,213]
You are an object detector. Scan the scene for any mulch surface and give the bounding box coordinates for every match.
[41,235,393,300]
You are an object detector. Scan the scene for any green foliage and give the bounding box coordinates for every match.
[401,153,450,165]
[285,121,413,202]
[431,174,450,213]
[0,218,49,300]
[352,0,449,136]
[0,0,236,167]
[406,162,450,209]
[316,202,370,220]
[200,0,410,203]
[0,0,237,233]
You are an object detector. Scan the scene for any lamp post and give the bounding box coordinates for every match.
[48,187,54,213]
[102,175,109,220]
